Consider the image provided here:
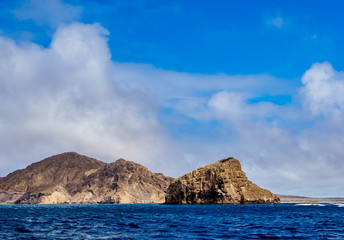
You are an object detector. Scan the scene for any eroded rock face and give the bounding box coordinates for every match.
[0,152,173,204]
[165,158,280,204]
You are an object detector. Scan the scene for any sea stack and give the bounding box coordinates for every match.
[165,157,280,204]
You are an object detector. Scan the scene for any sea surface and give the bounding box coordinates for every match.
[1,203,344,239]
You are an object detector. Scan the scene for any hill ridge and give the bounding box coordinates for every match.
[0,152,173,204]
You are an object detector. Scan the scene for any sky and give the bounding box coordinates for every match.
[0,0,344,197]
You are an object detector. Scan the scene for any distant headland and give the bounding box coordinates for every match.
[278,195,344,203]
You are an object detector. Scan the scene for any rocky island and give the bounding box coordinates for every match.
[165,157,280,204]
[0,153,279,204]
[0,152,173,204]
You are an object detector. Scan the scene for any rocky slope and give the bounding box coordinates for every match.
[165,157,280,204]
[0,152,173,204]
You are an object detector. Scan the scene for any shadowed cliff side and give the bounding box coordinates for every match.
[165,157,280,204]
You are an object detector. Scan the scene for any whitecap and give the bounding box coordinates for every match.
[295,203,325,207]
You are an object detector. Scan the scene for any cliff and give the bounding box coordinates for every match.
[165,157,280,204]
[0,152,173,204]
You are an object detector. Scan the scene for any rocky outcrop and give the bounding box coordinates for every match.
[165,157,280,204]
[0,152,173,204]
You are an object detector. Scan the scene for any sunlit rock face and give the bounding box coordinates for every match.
[0,152,173,204]
[165,157,280,205]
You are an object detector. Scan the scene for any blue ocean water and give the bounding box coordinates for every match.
[1,203,344,239]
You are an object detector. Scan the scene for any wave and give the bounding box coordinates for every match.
[296,203,344,208]
[295,203,326,207]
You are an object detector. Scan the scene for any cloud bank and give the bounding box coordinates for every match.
[0,22,171,175]
[0,21,343,197]
[200,62,344,197]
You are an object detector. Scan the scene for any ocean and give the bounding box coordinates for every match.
[1,203,343,239]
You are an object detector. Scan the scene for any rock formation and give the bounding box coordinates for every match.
[165,157,280,204]
[0,152,173,204]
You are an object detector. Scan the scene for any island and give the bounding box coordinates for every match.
[0,153,281,204]
[165,157,280,204]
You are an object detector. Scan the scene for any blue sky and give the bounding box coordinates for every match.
[2,0,343,77]
[1,0,344,197]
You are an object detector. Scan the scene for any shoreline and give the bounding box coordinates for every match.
[2,194,344,205]
[278,195,344,203]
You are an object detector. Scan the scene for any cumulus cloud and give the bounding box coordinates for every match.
[14,0,82,27]
[300,62,344,118]
[0,22,172,176]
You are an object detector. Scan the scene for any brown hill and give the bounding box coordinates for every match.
[68,159,173,203]
[165,157,280,204]
[0,152,173,204]
[0,152,105,193]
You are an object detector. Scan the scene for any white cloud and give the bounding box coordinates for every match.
[0,23,172,176]
[193,62,344,197]
[0,21,291,179]
[300,62,344,118]
[14,0,82,27]
[133,61,344,197]
[208,91,278,121]
[208,91,245,120]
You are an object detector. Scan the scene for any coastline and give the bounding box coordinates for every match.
[2,194,344,205]
[278,195,344,203]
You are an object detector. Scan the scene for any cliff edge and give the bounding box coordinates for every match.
[165,157,280,204]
